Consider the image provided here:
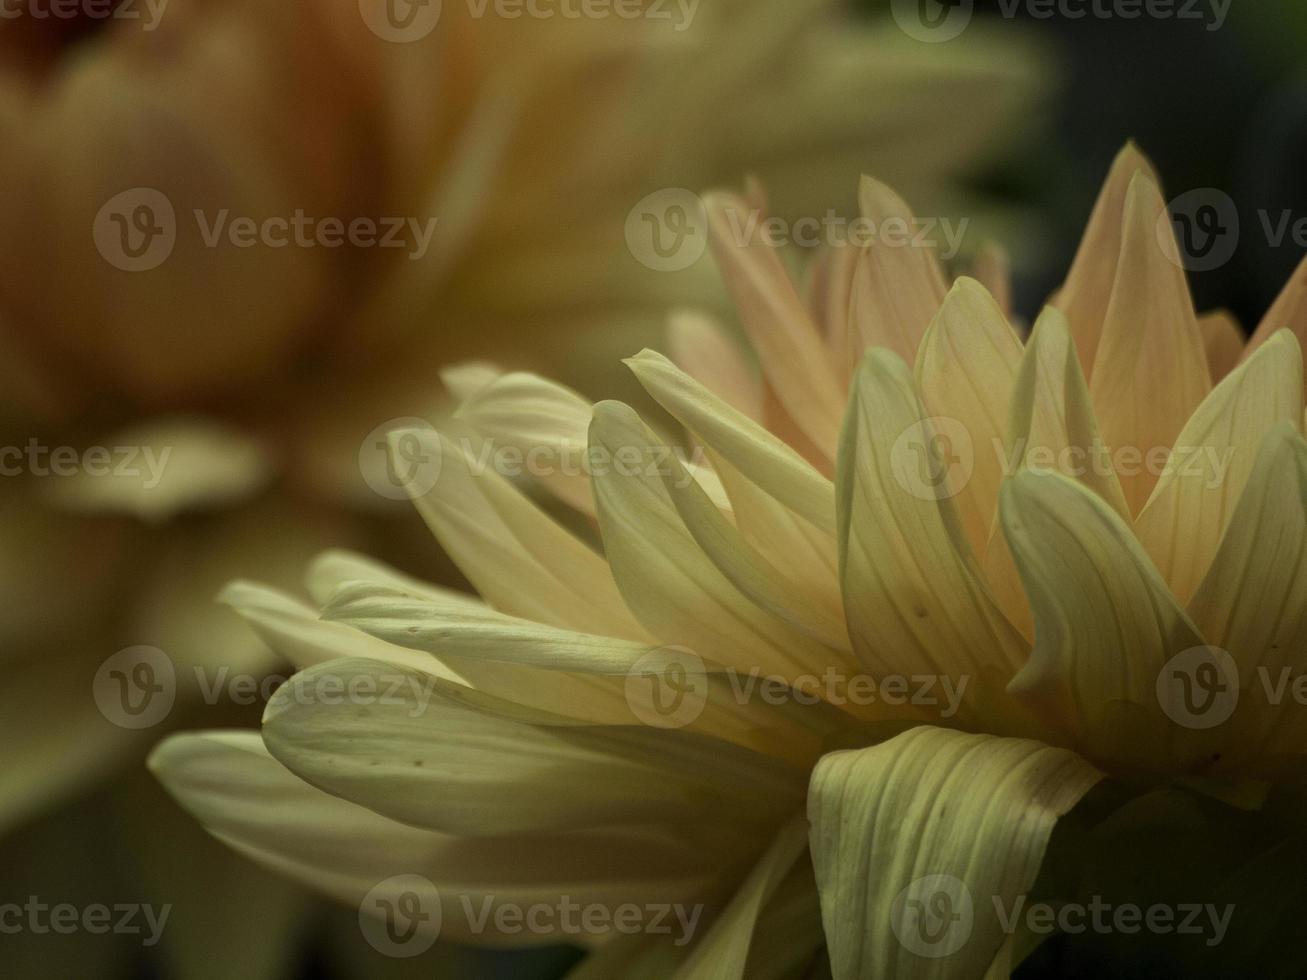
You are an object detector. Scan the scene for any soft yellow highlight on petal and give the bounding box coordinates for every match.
[915,277,1024,558]
[846,176,948,369]
[1058,142,1160,375]
[1090,171,1211,513]
[704,191,845,460]
[807,727,1101,980]
[1135,330,1304,605]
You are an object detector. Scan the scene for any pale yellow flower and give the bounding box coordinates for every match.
[152,144,1307,977]
[0,0,1042,832]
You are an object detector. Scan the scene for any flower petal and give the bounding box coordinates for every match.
[807,727,1100,980]
[1245,253,1307,367]
[914,277,1024,557]
[626,349,836,535]
[667,309,763,422]
[454,370,596,515]
[1089,171,1211,513]
[590,400,840,680]
[150,731,720,946]
[1199,310,1244,383]
[704,191,845,460]
[261,658,806,839]
[845,176,948,369]
[1135,330,1304,604]
[1057,142,1160,375]
[1000,468,1213,771]
[1187,423,1307,769]
[392,427,649,640]
[838,349,1027,722]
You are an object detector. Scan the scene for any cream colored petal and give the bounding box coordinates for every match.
[1245,253,1307,365]
[704,191,845,460]
[304,547,477,608]
[667,308,763,422]
[42,417,271,522]
[807,727,1101,980]
[983,307,1128,639]
[914,277,1024,557]
[261,658,805,838]
[1135,330,1304,605]
[838,350,1028,727]
[673,814,815,980]
[392,427,649,641]
[150,731,720,946]
[652,434,851,652]
[1187,424,1307,769]
[454,370,596,515]
[321,580,841,764]
[1089,171,1211,513]
[1000,469,1214,772]
[590,400,841,680]
[845,176,948,368]
[1199,310,1245,383]
[626,349,836,535]
[218,580,467,679]
[1057,142,1161,375]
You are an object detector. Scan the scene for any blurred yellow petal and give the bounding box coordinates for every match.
[667,308,763,422]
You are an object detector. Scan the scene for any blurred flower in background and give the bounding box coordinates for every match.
[0,0,1047,976]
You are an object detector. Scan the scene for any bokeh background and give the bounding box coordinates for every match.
[0,0,1303,977]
